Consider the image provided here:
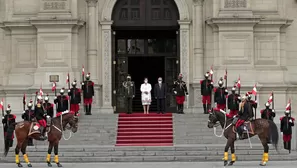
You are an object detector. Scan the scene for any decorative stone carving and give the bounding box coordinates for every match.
[103,30,111,104]
[86,0,98,7]
[193,0,204,6]
[224,0,247,8]
[41,0,68,10]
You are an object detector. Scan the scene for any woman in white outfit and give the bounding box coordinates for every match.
[140,78,152,114]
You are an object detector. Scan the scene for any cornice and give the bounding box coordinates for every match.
[86,0,98,7]
[193,0,204,6]
[206,17,261,25]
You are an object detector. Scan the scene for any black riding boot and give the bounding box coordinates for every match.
[88,105,92,115]
[289,141,291,153]
[28,138,34,146]
[180,104,184,114]
[85,105,88,115]
[207,104,211,113]
[39,127,47,140]
[203,104,207,114]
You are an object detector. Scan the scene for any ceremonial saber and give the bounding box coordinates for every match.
[186,95,189,109]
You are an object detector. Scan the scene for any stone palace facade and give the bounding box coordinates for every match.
[0,0,296,118]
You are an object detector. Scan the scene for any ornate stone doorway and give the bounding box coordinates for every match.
[100,0,191,113]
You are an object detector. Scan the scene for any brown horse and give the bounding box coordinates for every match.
[3,111,78,167]
[207,108,279,167]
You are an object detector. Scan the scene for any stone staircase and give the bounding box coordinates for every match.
[0,111,296,163]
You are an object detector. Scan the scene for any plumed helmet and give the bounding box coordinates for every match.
[205,72,209,78]
[218,80,223,85]
[37,95,43,100]
[60,88,65,93]
[231,87,236,91]
[44,94,49,101]
[265,102,270,107]
[285,110,290,114]
[178,73,183,78]
[127,74,131,79]
[86,73,90,78]
[72,80,77,86]
[27,100,33,107]
[6,104,11,112]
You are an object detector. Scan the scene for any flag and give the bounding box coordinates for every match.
[268,92,273,103]
[23,93,26,105]
[82,65,85,76]
[286,99,291,111]
[39,84,43,96]
[236,76,241,88]
[66,73,69,84]
[209,65,214,76]
[0,98,3,110]
[224,68,227,80]
[52,82,56,92]
[252,84,257,95]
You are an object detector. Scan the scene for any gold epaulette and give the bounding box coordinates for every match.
[36,103,41,108]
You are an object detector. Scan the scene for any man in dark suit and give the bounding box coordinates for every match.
[154,77,167,114]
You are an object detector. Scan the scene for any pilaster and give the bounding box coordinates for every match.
[192,0,204,83]
[100,21,113,113]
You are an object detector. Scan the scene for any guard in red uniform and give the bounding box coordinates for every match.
[173,73,188,114]
[2,105,16,147]
[68,80,81,114]
[214,78,228,110]
[54,88,69,116]
[43,95,54,118]
[227,87,241,118]
[261,102,275,121]
[82,73,94,115]
[200,72,213,114]
[280,110,295,153]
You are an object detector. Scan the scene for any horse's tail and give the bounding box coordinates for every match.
[3,123,16,157]
[268,120,279,151]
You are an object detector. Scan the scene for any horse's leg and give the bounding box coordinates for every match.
[21,140,32,167]
[228,140,236,166]
[54,143,62,167]
[15,141,23,167]
[46,142,54,167]
[223,138,232,166]
[259,134,269,166]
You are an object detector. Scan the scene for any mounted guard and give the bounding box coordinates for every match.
[214,78,228,111]
[173,73,188,114]
[43,95,54,118]
[22,100,35,146]
[2,104,16,147]
[34,96,48,140]
[227,87,241,118]
[200,72,213,114]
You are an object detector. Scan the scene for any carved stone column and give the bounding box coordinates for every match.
[86,0,98,82]
[178,20,191,111]
[192,0,204,83]
[100,21,113,113]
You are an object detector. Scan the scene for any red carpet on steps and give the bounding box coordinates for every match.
[115,113,173,146]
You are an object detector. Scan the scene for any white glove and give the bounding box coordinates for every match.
[214,102,217,106]
[2,117,4,119]
[22,111,25,114]
[281,132,283,135]
[54,96,57,100]
[81,83,84,85]
[238,96,241,100]
[255,100,258,103]
[289,119,292,123]
[210,82,214,85]
[272,109,275,113]
[174,91,177,94]
[225,89,228,93]
[68,89,71,92]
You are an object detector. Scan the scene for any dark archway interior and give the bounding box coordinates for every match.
[112,0,180,113]
[128,57,165,112]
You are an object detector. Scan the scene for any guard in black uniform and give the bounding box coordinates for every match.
[122,74,135,114]
[2,105,16,147]
[214,78,228,110]
[227,87,241,118]
[261,102,275,121]
[173,73,188,114]
[68,80,81,114]
[280,110,295,153]
[22,100,35,146]
[200,72,213,114]
[54,88,69,115]
[82,73,94,115]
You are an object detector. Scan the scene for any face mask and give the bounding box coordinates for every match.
[144,80,148,83]
[158,81,162,84]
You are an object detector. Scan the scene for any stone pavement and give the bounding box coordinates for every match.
[0,161,297,168]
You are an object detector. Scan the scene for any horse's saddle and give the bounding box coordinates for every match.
[28,122,43,136]
[241,121,254,134]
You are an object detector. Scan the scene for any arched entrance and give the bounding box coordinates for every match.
[111,0,180,113]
